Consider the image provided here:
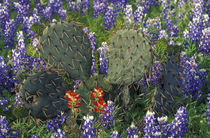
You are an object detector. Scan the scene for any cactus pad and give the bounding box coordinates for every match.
[149,55,182,117]
[38,21,92,80]
[106,29,153,85]
[20,69,69,120]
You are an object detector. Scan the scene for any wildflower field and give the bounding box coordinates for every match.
[0,0,209,137]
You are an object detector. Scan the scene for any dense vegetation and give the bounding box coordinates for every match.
[0,0,209,137]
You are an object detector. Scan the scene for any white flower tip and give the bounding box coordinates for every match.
[146,110,155,116]
[52,19,57,23]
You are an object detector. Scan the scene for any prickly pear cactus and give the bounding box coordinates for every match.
[20,69,69,120]
[38,21,92,80]
[148,55,182,117]
[106,29,153,86]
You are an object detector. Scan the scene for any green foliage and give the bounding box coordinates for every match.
[0,90,17,122]
[30,23,46,36]
[12,106,28,119]
[147,4,162,19]
[167,36,183,56]
[25,43,39,58]
[185,97,210,137]
[10,118,53,138]
[154,39,168,62]
[197,54,210,76]
[176,0,194,33]
[184,39,198,57]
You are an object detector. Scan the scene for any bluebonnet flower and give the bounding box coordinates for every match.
[0,0,10,29]
[22,8,41,38]
[143,111,156,137]
[51,129,67,138]
[68,0,81,12]
[183,0,206,42]
[154,116,170,137]
[73,80,82,92]
[202,14,209,28]
[185,16,204,41]
[110,130,120,138]
[57,7,67,21]
[31,134,38,138]
[32,37,39,51]
[160,0,179,45]
[11,31,47,87]
[143,107,188,137]
[144,17,162,40]
[46,112,68,133]
[0,56,15,93]
[198,27,210,55]
[150,61,163,86]
[34,0,45,15]
[82,27,89,34]
[166,23,179,38]
[136,0,158,13]
[133,5,145,25]
[160,0,180,44]
[47,0,62,11]
[100,100,115,128]
[205,94,210,126]
[13,91,23,107]
[11,31,30,83]
[97,42,109,75]
[83,28,97,74]
[93,0,107,18]
[124,5,134,26]
[169,107,188,137]
[104,6,116,30]
[81,115,96,138]
[126,122,138,138]
[10,130,20,138]
[81,0,90,15]
[0,115,10,137]
[17,0,31,5]
[158,30,168,39]
[179,52,207,101]
[0,98,9,111]
[177,0,186,20]
[3,19,17,49]
[13,2,30,24]
[43,0,64,22]
[43,6,52,21]
[109,0,129,12]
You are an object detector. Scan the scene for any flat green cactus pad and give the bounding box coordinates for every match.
[106,29,153,85]
[38,21,92,80]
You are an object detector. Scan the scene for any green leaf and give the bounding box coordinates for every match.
[30,23,46,36]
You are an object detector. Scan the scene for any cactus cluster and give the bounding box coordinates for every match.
[20,20,181,121]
